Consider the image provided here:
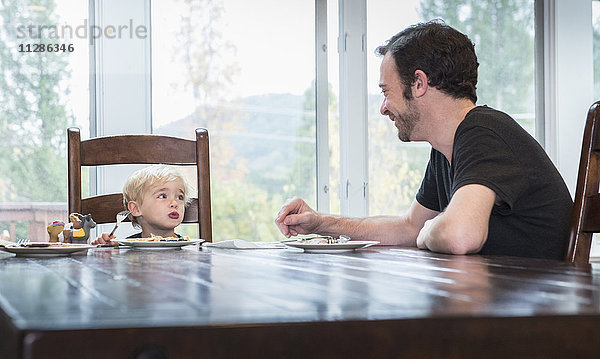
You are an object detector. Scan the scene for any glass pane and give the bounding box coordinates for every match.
[152,0,316,241]
[328,0,340,215]
[0,0,89,242]
[594,1,600,99]
[367,0,535,216]
[592,0,600,257]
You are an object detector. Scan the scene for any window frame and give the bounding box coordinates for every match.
[316,0,330,213]
[91,0,151,200]
[538,0,594,196]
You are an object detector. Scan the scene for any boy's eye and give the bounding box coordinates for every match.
[178,194,185,201]
[157,193,167,199]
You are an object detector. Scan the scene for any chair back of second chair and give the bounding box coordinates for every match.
[566,101,600,264]
[67,127,212,242]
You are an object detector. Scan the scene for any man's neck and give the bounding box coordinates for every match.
[422,96,476,164]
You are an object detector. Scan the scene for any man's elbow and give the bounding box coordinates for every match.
[440,222,487,255]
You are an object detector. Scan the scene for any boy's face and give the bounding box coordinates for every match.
[128,178,186,237]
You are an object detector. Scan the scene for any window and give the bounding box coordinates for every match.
[591,0,600,255]
[3,1,582,244]
[367,0,535,216]
[0,0,89,241]
[594,1,600,99]
[152,0,316,241]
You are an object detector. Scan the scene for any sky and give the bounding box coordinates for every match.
[51,0,423,129]
[151,0,421,126]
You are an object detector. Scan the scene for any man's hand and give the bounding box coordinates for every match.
[275,197,321,238]
[416,218,435,249]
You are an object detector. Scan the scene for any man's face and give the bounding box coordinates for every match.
[378,54,420,142]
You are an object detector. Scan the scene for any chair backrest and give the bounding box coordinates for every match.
[67,127,212,242]
[566,101,600,264]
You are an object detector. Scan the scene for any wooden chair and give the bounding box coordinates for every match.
[566,100,600,264]
[67,127,212,242]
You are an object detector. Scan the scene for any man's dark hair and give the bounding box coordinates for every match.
[375,19,479,102]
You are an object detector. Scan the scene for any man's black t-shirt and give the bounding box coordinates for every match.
[416,106,573,259]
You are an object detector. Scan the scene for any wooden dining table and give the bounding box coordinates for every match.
[0,243,599,358]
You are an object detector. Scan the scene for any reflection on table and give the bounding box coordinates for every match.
[1,244,599,358]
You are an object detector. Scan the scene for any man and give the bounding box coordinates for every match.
[275,20,573,259]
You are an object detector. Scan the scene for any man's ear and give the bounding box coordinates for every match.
[412,70,428,98]
[128,201,141,216]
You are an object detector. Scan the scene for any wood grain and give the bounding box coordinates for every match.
[0,246,598,358]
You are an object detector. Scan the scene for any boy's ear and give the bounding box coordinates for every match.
[128,201,141,216]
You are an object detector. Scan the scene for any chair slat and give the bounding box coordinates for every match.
[81,194,127,224]
[80,135,197,166]
[582,194,600,232]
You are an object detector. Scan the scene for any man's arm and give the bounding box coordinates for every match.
[275,197,438,246]
[416,184,495,254]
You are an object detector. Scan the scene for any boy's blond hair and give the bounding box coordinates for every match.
[123,164,192,228]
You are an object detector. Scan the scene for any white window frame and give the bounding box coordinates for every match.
[316,0,330,213]
[539,0,594,197]
[93,0,151,139]
[92,0,152,201]
[338,0,368,216]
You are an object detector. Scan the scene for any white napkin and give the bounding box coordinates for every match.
[202,239,285,249]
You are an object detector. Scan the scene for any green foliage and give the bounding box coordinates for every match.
[0,221,28,240]
[210,180,284,241]
[0,0,74,202]
[367,95,429,216]
[419,0,535,130]
[289,81,317,203]
[287,80,341,213]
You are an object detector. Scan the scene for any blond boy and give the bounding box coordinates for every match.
[93,164,191,245]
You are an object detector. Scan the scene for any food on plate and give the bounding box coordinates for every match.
[21,242,53,247]
[125,234,190,242]
[298,235,350,244]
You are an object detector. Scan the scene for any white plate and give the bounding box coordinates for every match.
[0,243,94,257]
[117,238,203,248]
[283,240,379,253]
[203,239,285,249]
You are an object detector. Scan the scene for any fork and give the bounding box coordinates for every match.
[17,238,30,247]
[108,210,131,237]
